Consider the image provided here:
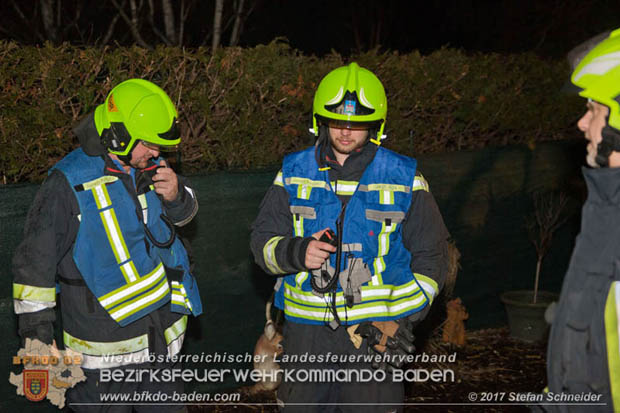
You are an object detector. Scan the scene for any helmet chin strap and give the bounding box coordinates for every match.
[596,124,620,167]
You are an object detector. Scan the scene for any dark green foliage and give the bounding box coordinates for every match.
[0,41,582,183]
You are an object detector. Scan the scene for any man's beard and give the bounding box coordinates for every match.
[329,137,366,155]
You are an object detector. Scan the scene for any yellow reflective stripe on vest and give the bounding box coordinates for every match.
[100,208,130,265]
[13,283,56,302]
[171,281,185,307]
[379,190,394,205]
[138,194,148,209]
[92,185,112,209]
[378,220,396,255]
[109,277,170,323]
[120,261,140,284]
[372,220,397,285]
[284,281,428,322]
[99,262,165,308]
[263,236,285,274]
[286,278,426,306]
[366,183,410,193]
[171,282,193,312]
[81,176,119,191]
[137,193,149,224]
[295,271,309,289]
[297,184,312,200]
[180,285,193,311]
[412,175,429,192]
[92,184,138,283]
[164,315,188,345]
[63,329,148,356]
[287,177,329,189]
[330,180,358,196]
[358,183,409,205]
[372,257,386,285]
[605,281,620,410]
[413,273,438,303]
[293,214,304,237]
[273,171,284,187]
[286,177,329,200]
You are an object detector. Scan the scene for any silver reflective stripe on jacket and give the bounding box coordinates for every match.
[63,315,188,369]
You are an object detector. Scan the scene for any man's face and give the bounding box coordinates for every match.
[578,100,609,168]
[328,125,369,161]
[129,141,160,169]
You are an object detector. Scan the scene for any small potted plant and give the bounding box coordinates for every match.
[501,191,568,342]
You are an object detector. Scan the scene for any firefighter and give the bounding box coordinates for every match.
[12,79,201,412]
[545,28,620,412]
[250,63,450,412]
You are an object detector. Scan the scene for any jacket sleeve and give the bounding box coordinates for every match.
[250,171,314,275]
[12,170,78,345]
[162,174,199,227]
[402,171,450,317]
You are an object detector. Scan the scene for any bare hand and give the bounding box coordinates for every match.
[153,160,179,201]
[305,228,337,269]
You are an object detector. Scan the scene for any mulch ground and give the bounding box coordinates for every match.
[189,327,547,413]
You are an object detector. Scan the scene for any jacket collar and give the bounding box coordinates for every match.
[73,112,107,156]
[583,166,620,205]
[321,141,378,181]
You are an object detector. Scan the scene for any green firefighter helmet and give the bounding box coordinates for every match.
[94,78,180,157]
[312,62,387,143]
[571,28,620,131]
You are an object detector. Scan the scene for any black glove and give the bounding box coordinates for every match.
[357,317,416,370]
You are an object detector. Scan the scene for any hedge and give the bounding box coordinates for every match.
[0,40,582,184]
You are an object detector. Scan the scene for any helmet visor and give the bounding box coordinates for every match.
[326,119,382,131]
[140,140,179,152]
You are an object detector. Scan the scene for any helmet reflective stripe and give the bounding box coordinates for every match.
[325,86,344,105]
[359,87,374,109]
[573,51,620,82]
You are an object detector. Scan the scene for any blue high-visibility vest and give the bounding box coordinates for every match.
[53,148,202,326]
[276,146,435,325]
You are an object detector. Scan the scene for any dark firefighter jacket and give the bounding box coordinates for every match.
[250,138,450,327]
[546,166,620,412]
[12,113,199,369]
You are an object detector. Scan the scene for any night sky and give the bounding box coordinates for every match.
[1,0,619,57]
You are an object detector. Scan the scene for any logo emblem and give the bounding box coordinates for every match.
[344,99,356,115]
[108,94,119,112]
[23,370,48,402]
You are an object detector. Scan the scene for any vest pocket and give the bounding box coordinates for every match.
[289,205,317,237]
[290,206,317,219]
[365,209,405,224]
[364,209,404,286]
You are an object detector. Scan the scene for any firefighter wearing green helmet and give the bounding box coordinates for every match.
[542,29,620,412]
[251,63,450,411]
[12,78,200,411]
